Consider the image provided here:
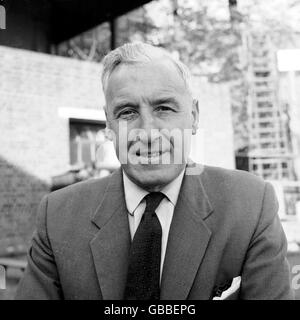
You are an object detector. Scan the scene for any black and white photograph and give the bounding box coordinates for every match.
[0,0,300,302]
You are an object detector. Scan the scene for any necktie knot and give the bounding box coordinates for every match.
[144,192,165,213]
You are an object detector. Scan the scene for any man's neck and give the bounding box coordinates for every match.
[122,167,186,193]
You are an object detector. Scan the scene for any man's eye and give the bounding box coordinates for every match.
[156,106,173,112]
[118,109,137,119]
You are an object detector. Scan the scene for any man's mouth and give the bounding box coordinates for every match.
[133,150,170,164]
[136,151,162,157]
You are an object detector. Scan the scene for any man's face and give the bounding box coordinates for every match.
[105,59,199,191]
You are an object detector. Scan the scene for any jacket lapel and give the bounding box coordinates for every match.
[160,170,213,300]
[89,165,213,300]
[90,169,131,299]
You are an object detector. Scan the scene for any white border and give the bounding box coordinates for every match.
[58,107,106,121]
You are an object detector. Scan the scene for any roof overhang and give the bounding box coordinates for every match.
[50,0,153,43]
[3,0,153,44]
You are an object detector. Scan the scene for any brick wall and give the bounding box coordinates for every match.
[0,46,104,253]
[0,46,234,253]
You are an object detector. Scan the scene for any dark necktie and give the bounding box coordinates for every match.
[124,192,165,300]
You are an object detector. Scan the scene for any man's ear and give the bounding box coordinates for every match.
[105,128,114,141]
[192,99,199,135]
[104,105,108,121]
[104,105,114,141]
[104,105,110,131]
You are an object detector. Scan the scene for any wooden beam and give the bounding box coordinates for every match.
[110,17,116,50]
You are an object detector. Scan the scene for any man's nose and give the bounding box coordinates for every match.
[136,109,161,144]
[139,109,156,132]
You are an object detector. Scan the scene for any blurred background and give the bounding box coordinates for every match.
[1,0,300,299]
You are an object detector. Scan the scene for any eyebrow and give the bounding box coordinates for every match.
[151,97,180,109]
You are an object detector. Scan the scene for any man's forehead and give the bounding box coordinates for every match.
[105,59,188,98]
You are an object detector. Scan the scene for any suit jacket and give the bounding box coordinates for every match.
[15,165,294,299]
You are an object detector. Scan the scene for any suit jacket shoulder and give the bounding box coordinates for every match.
[44,173,118,252]
[201,165,270,225]
[16,165,293,299]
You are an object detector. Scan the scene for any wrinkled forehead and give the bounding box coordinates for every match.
[105,58,190,100]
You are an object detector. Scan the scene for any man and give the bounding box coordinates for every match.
[16,42,293,300]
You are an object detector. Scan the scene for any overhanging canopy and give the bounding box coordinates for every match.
[1,0,153,45]
[50,0,153,43]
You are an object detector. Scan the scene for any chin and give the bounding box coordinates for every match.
[122,163,185,191]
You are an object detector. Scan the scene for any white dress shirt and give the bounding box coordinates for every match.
[122,169,185,282]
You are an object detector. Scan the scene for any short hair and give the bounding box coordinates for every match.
[101,42,192,95]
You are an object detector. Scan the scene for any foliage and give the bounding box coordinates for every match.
[57,0,300,78]
[56,0,243,81]
[56,0,300,152]
[56,6,157,62]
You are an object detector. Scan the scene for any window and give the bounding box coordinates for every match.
[256,91,271,98]
[282,162,288,169]
[69,120,105,167]
[263,163,271,170]
[259,122,273,128]
[257,101,273,108]
[254,71,270,77]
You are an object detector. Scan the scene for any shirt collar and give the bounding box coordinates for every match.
[161,169,185,206]
[122,168,185,216]
[122,172,148,215]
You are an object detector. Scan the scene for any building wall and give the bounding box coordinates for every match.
[0,46,104,253]
[190,76,234,169]
[0,46,234,253]
[279,72,300,179]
